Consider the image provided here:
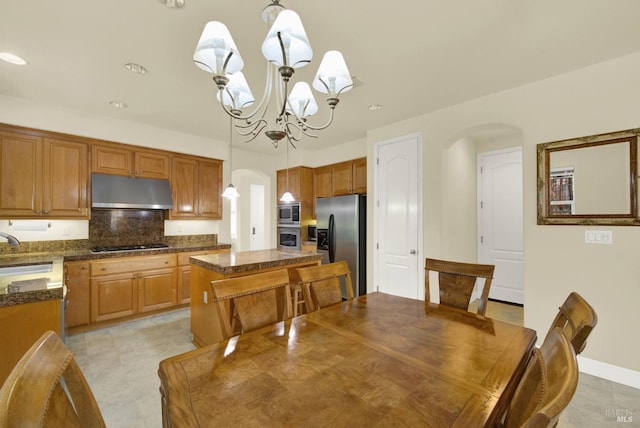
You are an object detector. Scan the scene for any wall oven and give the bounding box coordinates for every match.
[278,227,301,251]
[277,202,300,227]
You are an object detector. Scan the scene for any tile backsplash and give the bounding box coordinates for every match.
[89,209,164,247]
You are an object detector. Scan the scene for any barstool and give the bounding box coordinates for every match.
[291,283,306,317]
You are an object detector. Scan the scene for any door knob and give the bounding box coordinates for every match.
[409,249,417,255]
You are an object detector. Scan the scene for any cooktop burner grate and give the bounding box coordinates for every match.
[90,243,169,253]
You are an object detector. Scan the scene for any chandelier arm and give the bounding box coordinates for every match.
[216,62,275,122]
[285,121,318,139]
[294,106,336,131]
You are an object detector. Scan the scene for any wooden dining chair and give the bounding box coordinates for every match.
[211,269,293,339]
[502,327,579,428]
[544,291,598,354]
[0,330,106,428]
[295,260,354,312]
[424,258,495,316]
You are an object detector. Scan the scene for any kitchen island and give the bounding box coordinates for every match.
[189,249,323,347]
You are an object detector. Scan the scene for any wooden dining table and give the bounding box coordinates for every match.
[158,292,536,427]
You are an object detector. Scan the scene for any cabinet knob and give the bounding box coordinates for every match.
[43,210,49,214]
[34,210,41,214]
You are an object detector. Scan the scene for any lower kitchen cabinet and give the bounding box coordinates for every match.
[91,273,138,322]
[89,254,177,323]
[64,261,90,328]
[137,267,177,313]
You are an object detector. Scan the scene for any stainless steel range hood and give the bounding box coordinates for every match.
[91,173,174,209]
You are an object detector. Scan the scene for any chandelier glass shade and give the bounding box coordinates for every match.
[193,0,353,148]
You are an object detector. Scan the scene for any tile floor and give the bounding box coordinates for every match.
[66,301,639,427]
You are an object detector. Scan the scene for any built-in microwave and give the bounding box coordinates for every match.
[278,227,301,251]
[278,202,300,227]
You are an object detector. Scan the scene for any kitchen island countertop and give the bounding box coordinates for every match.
[189,248,322,276]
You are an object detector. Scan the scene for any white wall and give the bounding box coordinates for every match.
[366,51,640,385]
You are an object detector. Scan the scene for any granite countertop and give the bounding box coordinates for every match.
[0,242,231,307]
[190,249,323,275]
[0,254,65,307]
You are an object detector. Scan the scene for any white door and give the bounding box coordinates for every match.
[250,184,265,250]
[375,133,422,299]
[477,148,523,304]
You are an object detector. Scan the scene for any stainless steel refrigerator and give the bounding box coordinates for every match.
[316,194,366,297]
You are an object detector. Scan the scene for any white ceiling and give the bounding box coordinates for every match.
[3,0,640,153]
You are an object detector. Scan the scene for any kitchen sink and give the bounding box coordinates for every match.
[0,262,53,277]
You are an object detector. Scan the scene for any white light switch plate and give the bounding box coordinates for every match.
[585,230,612,244]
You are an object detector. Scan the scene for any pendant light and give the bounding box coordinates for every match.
[222,117,239,199]
[280,142,295,203]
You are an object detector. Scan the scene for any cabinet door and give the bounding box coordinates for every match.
[134,150,170,179]
[170,155,198,218]
[331,161,353,195]
[0,131,42,217]
[90,273,137,322]
[177,265,192,304]
[277,167,301,201]
[92,144,134,176]
[42,138,89,218]
[197,159,223,219]
[65,261,90,328]
[352,157,367,194]
[138,267,177,312]
[314,166,332,198]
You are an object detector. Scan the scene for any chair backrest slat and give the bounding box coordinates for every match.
[296,261,354,312]
[0,331,106,428]
[545,291,597,354]
[211,269,292,339]
[424,258,495,316]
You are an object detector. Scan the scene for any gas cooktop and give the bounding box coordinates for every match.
[90,243,169,253]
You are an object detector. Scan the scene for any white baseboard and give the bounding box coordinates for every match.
[578,356,640,390]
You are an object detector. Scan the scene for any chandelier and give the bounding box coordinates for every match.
[193,0,353,148]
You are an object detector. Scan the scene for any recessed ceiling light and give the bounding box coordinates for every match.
[368,104,382,111]
[159,0,185,8]
[0,52,27,65]
[125,63,147,74]
[109,101,128,109]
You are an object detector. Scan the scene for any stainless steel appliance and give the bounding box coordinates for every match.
[92,173,174,209]
[90,243,169,253]
[278,227,301,251]
[307,225,317,241]
[277,202,300,227]
[316,194,366,297]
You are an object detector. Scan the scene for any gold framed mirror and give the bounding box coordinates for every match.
[537,128,639,225]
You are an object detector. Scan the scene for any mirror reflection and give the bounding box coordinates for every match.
[537,130,639,225]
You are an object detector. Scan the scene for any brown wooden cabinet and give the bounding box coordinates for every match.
[331,157,367,196]
[170,155,223,219]
[89,254,177,323]
[92,143,170,179]
[0,130,89,218]
[64,261,90,328]
[277,166,314,202]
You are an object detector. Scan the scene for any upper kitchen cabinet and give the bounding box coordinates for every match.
[331,158,367,195]
[0,129,89,219]
[277,166,314,203]
[169,154,222,219]
[92,142,170,179]
[314,166,332,199]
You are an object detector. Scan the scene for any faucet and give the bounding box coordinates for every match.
[0,232,20,247]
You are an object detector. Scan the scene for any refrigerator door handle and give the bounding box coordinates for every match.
[328,214,336,263]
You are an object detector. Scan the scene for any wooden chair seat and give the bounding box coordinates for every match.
[425,258,495,316]
[544,291,597,354]
[295,260,354,312]
[211,269,293,339]
[502,327,579,427]
[0,330,105,428]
